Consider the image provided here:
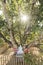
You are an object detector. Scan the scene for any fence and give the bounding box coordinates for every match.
[0,55,28,65]
[0,54,43,65]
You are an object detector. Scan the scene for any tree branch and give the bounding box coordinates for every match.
[0,32,13,46]
[0,32,19,47]
[28,37,43,48]
[1,1,19,47]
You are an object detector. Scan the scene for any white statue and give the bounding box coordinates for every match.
[17,45,24,55]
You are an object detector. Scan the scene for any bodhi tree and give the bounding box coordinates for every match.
[0,0,43,49]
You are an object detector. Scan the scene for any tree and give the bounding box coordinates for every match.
[0,0,43,49]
